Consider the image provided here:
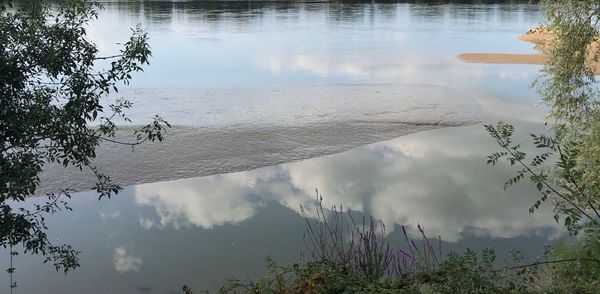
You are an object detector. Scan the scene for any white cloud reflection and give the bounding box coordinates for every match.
[256,50,488,87]
[114,246,142,273]
[99,210,121,220]
[134,169,278,229]
[133,124,561,242]
[255,50,545,125]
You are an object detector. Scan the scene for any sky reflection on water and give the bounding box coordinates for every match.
[134,123,559,243]
[1,1,560,293]
[37,0,548,192]
[3,122,560,293]
[89,1,543,88]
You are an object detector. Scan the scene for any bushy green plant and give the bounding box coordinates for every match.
[486,122,599,234]
[215,246,541,293]
[541,229,600,293]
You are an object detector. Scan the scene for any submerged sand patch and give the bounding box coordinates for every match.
[37,84,483,195]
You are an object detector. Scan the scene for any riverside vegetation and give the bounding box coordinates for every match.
[199,195,599,293]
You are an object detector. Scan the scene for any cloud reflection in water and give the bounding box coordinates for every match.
[114,246,143,273]
[134,124,560,243]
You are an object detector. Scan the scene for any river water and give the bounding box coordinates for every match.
[3,1,560,293]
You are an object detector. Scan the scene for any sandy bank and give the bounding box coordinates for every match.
[518,26,555,51]
[458,53,546,65]
[459,26,600,74]
[458,26,550,68]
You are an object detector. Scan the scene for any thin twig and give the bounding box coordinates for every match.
[94,54,122,60]
[491,258,600,272]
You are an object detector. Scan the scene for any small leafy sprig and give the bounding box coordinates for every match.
[486,122,599,234]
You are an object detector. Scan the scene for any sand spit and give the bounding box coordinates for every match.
[459,25,600,74]
[458,52,546,65]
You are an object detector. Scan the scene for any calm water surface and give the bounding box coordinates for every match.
[3,1,559,293]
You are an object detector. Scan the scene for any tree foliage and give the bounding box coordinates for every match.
[486,0,600,235]
[0,0,169,282]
